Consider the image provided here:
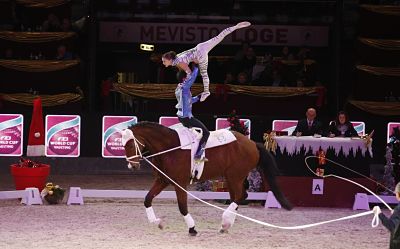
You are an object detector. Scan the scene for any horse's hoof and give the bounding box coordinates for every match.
[188,227,198,236]
[219,227,228,234]
[221,222,231,231]
[155,218,165,230]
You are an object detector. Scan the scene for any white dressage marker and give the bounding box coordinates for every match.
[353,193,397,210]
[265,191,282,208]
[0,187,42,205]
[67,187,280,208]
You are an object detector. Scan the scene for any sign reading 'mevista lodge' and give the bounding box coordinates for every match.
[100,22,329,47]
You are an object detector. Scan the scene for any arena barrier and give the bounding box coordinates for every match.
[353,193,397,210]
[66,187,281,208]
[0,187,43,205]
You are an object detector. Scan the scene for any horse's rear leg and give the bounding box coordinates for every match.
[144,178,169,229]
[174,186,197,236]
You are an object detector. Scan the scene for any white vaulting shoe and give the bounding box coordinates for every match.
[236,21,251,29]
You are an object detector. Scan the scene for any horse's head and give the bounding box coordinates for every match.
[122,128,145,170]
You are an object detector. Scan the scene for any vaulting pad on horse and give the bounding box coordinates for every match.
[170,123,237,150]
[169,123,237,181]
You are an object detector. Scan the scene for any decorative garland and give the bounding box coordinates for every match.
[16,0,70,8]
[113,83,319,99]
[0,92,83,106]
[0,31,76,43]
[0,59,80,72]
[358,37,400,51]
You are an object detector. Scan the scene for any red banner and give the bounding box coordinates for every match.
[99,22,329,47]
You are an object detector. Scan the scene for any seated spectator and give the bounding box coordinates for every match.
[281,46,294,61]
[223,72,235,84]
[243,47,257,79]
[61,18,71,32]
[292,107,323,136]
[56,45,73,60]
[296,78,305,87]
[271,70,283,87]
[328,111,358,137]
[234,41,250,62]
[297,46,311,61]
[42,13,61,32]
[254,53,273,85]
[234,42,251,74]
[237,71,249,85]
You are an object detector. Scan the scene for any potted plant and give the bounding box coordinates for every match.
[10,158,50,192]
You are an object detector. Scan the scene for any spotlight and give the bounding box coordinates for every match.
[140,44,154,51]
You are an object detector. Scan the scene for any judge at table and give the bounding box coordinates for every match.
[292,108,323,136]
[328,111,359,138]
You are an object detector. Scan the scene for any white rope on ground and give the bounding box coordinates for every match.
[304,156,393,212]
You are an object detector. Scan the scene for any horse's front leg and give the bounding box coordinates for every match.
[144,178,169,229]
[219,176,245,233]
[175,185,197,236]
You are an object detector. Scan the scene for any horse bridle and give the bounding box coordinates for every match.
[122,129,145,165]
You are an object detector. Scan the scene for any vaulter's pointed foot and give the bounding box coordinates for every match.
[236,21,251,29]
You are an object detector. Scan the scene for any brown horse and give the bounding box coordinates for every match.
[123,121,292,235]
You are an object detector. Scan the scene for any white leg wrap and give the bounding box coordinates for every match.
[222,202,238,227]
[145,207,158,223]
[183,214,195,229]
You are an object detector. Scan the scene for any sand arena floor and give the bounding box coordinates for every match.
[0,174,391,249]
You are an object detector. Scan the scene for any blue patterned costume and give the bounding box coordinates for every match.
[175,67,210,160]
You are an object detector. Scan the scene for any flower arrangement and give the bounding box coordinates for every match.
[40,182,65,204]
[227,110,249,136]
[17,157,41,168]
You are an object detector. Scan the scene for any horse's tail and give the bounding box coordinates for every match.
[256,143,293,210]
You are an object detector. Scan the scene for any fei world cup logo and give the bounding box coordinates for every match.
[0,114,23,156]
[102,116,137,158]
[45,115,81,157]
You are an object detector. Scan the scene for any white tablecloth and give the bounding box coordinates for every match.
[274,136,372,157]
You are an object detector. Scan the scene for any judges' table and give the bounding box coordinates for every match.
[273,136,372,177]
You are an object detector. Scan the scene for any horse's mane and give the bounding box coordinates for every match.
[128,121,172,133]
